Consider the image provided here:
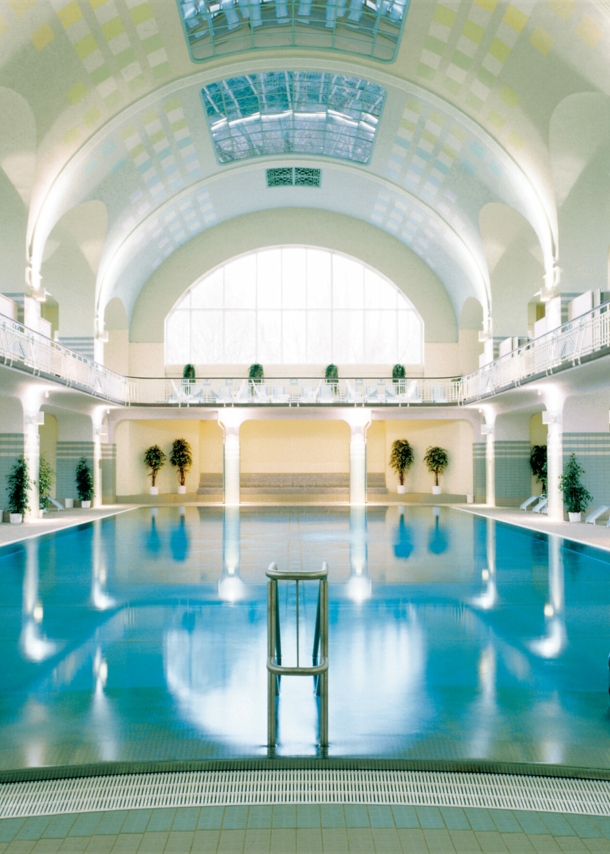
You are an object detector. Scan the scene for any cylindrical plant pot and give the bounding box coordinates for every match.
[64,498,74,509]
[177,485,187,495]
[397,484,407,494]
[432,485,442,495]
[81,500,91,509]
[9,513,22,524]
[149,486,159,496]
[568,512,582,522]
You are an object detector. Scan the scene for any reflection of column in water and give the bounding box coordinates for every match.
[20,539,58,662]
[92,521,116,610]
[471,517,497,610]
[347,506,371,603]
[529,535,566,659]
[219,506,246,602]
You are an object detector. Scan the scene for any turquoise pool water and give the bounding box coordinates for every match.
[1,506,609,773]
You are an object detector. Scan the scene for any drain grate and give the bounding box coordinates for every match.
[2,770,610,819]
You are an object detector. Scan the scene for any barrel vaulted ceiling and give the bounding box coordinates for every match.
[1,0,609,334]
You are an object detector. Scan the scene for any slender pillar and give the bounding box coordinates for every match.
[218,411,245,506]
[22,409,41,521]
[546,416,563,521]
[348,411,371,505]
[484,425,495,507]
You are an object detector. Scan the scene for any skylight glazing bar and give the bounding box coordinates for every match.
[201,72,385,164]
[177,0,409,63]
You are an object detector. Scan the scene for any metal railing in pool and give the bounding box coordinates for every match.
[266,561,329,750]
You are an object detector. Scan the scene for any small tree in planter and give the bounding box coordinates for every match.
[249,363,264,384]
[530,445,547,495]
[392,364,406,385]
[76,457,94,508]
[423,446,449,494]
[38,454,55,511]
[325,363,339,384]
[170,438,192,494]
[182,363,195,394]
[559,453,592,521]
[7,456,31,523]
[389,439,414,494]
[144,445,167,495]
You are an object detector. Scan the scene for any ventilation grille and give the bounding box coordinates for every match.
[267,168,321,188]
[2,770,610,819]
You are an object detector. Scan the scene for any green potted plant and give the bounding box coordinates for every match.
[392,364,406,385]
[38,454,55,512]
[76,457,94,508]
[144,445,167,496]
[249,363,264,384]
[530,444,547,495]
[424,446,449,495]
[389,439,414,494]
[170,438,192,494]
[7,455,31,524]
[559,453,592,522]
[325,364,339,384]
[182,363,195,395]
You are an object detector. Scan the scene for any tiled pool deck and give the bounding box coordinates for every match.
[3,805,610,854]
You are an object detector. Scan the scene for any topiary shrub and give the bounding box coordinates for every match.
[392,364,406,383]
[249,363,264,384]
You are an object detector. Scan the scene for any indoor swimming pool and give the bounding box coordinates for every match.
[1,505,609,775]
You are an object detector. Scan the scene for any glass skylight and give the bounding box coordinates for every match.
[165,247,423,365]
[201,72,385,164]
[177,0,409,63]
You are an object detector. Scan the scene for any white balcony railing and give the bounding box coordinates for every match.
[0,314,129,404]
[2,300,610,408]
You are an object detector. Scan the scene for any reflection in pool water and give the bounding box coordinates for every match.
[0,505,609,772]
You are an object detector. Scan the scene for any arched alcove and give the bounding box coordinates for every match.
[458,297,483,375]
[104,297,129,375]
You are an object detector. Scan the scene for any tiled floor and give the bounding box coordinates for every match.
[1,805,610,853]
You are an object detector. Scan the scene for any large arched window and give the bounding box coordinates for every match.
[165,247,423,365]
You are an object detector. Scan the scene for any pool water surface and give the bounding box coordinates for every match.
[0,505,609,773]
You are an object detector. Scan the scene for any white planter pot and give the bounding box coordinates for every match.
[568,512,582,522]
[397,484,407,494]
[466,494,474,504]
[64,499,74,509]
[432,485,442,495]
[177,485,187,495]
[9,513,22,524]
[81,500,91,509]
[149,486,159,496]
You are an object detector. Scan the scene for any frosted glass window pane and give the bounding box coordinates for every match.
[364,269,396,310]
[364,311,396,363]
[225,311,256,361]
[257,310,282,362]
[191,310,224,363]
[333,254,363,309]
[166,310,190,363]
[333,310,363,362]
[191,269,224,308]
[307,310,332,363]
[398,310,423,363]
[257,250,282,309]
[224,256,256,308]
[282,248,307,309]
[282,311,307,362]
[174,291,191,310]
[307,250,331,309]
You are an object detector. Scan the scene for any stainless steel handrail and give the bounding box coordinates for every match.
[266,560,329,750]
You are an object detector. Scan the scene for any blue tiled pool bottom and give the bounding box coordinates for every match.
[1,506,610,773]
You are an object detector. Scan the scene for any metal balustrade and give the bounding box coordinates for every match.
[3,300,610,408]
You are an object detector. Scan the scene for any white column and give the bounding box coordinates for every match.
[546,416,563,521]
[23,411,41,521]
[218,411,245,506]
[347,411,371,506]
[483,424,495,507]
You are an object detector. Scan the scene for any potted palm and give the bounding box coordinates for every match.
[424,446,449,495]
[76,457,94,507]
[182,363,195,395]
[559,453,592,521]
[144,445,166,495]
[38,454,55,512]
[249,363,264,384]
[170,438,192,494]
[7,455,31,524]
[392,364,406,385]
[530,444,547,495]
[389,439,414,494]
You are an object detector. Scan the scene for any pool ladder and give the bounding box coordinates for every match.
[266,561,329,749]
